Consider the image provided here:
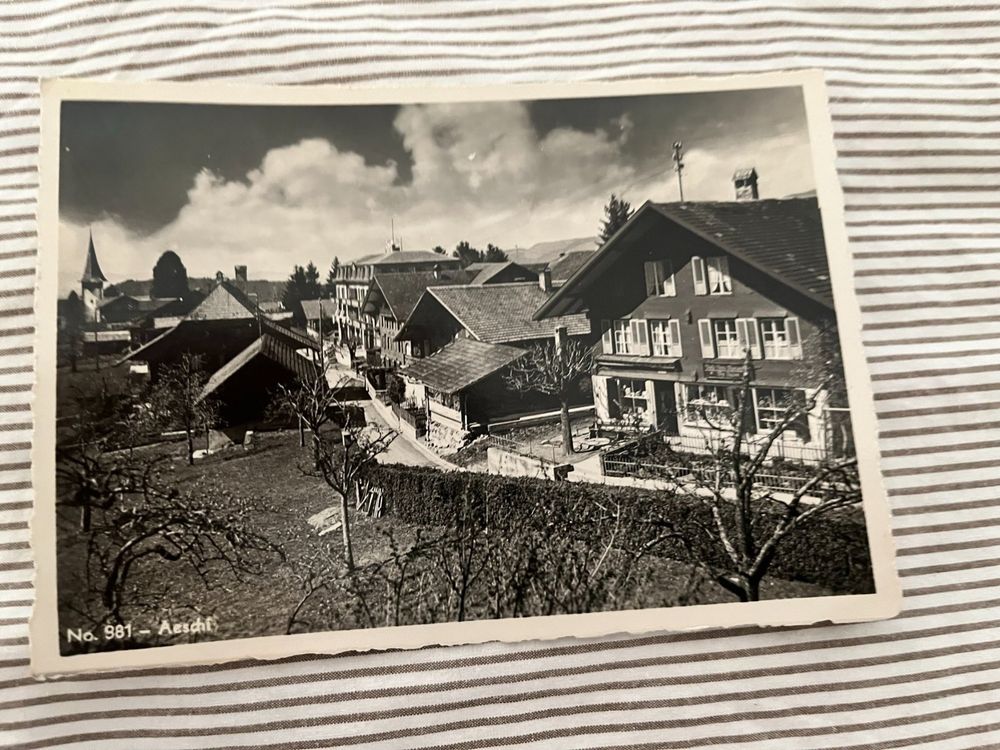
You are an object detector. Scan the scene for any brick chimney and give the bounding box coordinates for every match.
[538,268,553,292]
[733,168,759,201]
[234,265,248,283]
[553,324,568,354]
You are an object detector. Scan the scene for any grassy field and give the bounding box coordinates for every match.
[56,431,831,653]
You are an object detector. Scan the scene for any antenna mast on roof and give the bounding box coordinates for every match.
[672,141,685,202]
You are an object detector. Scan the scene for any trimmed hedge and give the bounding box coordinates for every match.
[367,464,874,595]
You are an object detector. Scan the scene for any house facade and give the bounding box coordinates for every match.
[535,181,851,464]
[396,278,591,448]
[326,247,461,364]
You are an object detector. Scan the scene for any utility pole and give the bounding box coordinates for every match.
[672,141,685,202]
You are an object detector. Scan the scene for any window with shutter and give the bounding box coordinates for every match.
[692,256,708,295]
[707,257,733,295]
[697,319,714,358]
[660,260,676,296]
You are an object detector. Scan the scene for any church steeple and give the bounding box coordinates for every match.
[81,230,107,285]
[80,230,106,316]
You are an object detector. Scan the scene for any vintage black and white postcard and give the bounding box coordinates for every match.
[32,71,900,675]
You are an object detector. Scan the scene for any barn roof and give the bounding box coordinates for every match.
[199,334,318,401]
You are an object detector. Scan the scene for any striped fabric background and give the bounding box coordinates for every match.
[3,1,1000,747]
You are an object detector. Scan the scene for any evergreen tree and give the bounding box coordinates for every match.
[432,245,446,255]
[325,257,340,294]
[304,261,322,300]
[453,241,483,267]
[483,244,508,262]
[598,194,634,245]
[151,250,190,298]
[283,265,309,325]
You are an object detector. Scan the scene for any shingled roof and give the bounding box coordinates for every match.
[547,250,595,282]
[651,198,831,306]
[421,282,590,344]
[199,334,317,401]
[366,269,475,321]
[536,197,832,319]
[300,298,337,320]
[400,337,526,395]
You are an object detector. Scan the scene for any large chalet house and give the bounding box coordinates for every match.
[325,246,462,361]
[535,173,852,464]
[394,275,590,447]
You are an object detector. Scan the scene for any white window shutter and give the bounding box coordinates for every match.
[631,319,650,355]
[787,317,803,359]
[745,318,762,359]
[669,319,682,356]
[692,256,708,295]
[698,319,714,358]
[601,319,613,354]
[735,318,749,352]
[643,262,658,297]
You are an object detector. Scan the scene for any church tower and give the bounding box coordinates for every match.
[80,230,107,317]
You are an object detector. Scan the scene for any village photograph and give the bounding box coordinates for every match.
[48,81,877,657]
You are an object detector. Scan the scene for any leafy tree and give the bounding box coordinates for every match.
[325,256,340,294]
[432,245,446,255]
[453,241,483,267]
[504,335,594,454]
[483,244,508,262]
[103,284,121,298]
[151,250,190,298]
[598,194,634,245]
[149,353,220,466]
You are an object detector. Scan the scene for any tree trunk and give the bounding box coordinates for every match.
[312,433,321,470]
[186,429,194,466]
[79,503,90,532]
[339,488,354,570]
[298,416,305,448]
[560,401,574,455]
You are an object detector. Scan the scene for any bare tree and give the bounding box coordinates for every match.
[274,359,397,569]
[149,353,220,465]
[504,335,593,454]
[641,352,861,602]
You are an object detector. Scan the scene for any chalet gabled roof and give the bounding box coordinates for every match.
[400,337,526,395]
[535,197,833,319]
[186,280,258,321]
[364,269,475,321]
[81,232,107,283]
[546,250,595,282]
[199,334,318,402]
[300,298,337,321]
[399,282,590,345]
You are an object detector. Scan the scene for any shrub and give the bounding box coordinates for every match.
[366,464,873,595]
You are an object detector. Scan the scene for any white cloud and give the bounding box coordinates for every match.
[58,101,813,295]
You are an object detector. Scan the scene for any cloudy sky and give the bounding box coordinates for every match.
[58,86,814,295]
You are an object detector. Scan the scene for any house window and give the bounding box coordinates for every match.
[760,319,790,359]
[713,319,741,359]
[759,317,802,359]
[613,319,633,355]
[644,260,676,297]
[754,387,811,440]
[685,384,731,425]
[650,319,682,357]
[706,257,732,295]
[609,378,648,421]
